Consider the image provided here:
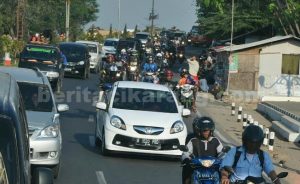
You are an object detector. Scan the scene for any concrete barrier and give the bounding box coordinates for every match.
[272,121,300,142]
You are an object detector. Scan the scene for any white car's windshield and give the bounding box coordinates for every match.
[112,88,178,113]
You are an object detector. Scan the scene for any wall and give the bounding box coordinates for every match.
[258,40,300,97]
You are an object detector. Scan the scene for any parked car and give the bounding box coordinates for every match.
[135,32,150,44]
[101,38,118,59]
[0,67,69,178]
[76,40,101,73]
[95,81,190,157]
[59,42,91,79]
[18,44,64,92]
[0,72,53,184]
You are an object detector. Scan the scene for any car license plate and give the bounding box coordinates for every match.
[64,68,71,72]
[136,139,159,146]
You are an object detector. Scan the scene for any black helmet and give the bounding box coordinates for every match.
[180,68,189,77]
[193,117,215,139]
[242,125,264,153]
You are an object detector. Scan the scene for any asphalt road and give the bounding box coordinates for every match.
[53,46,232,184]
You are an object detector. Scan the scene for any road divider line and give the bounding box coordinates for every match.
[88,115,95,122]
[89,136,95,147]
[96,171,107,184]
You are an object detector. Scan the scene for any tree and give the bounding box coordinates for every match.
[134,25,138,36]
[109,24,113,37]
[122,24,128,39]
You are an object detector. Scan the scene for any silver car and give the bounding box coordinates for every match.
[0,67,69,178]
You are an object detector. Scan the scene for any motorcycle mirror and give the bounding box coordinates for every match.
[277,172,288,178]
[223,166,234,174]
[178,145,188,152]
[222,146,231,153]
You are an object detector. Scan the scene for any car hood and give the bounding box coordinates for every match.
[26,111,56,129]
[110,109,181,128]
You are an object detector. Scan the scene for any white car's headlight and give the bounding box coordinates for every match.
[46,72,59,78]
[77,61,85,65]
[38,124,59,138]
[201,159,215,167]
[110,116,126,130]
[170,121,184,134]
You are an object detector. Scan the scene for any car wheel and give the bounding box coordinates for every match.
[101,130,109,156]
[0,152,8,184]
[52,163,60,179]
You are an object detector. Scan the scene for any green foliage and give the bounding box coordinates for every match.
[195,0,300,39]
[122,24,128,39]
[0,35,24,63]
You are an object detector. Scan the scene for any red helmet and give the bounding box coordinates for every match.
[165,70,173,77]
[107,54,115,61]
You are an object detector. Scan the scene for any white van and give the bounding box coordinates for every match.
[76,40,101,73]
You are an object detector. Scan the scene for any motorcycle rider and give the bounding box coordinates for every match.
[220,125,281,184]
[119,49,129,62]
[142,56,158,82]
[163,70,175,89]
[182,117,223,184]
[100,54,115,83]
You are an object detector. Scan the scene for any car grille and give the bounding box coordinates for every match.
[133,126,164,135]
[112,134,179,150]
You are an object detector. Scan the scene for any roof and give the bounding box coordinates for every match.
[105,38,119,41]
[116,81,170,92]
[0,67,48,85]
[217,35,300,52]
[26,44,58,49]
[136,32,150,35]
[76,40,100,45]
[59,42,88,48]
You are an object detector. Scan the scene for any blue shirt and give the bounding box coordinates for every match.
[143,63,158,73]
[221,146,274,181]
[61,53,68,65]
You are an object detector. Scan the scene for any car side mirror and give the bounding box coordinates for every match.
[57,104,69,112]
[96,102,107,111]
[32,167,53,184]
[182,109,191,117]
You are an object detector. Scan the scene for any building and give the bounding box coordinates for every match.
[215,35,300,99]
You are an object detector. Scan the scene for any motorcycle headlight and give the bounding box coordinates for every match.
[110,116,126,130]
[182,42,185,45]
[130,66,137,71]
[46,71,59,78]
[179,54,183,57]
[77,61,85,65]
[188,39,191,42]
[38,124,59,138]
[170,121,184,134]
[201,159,215,167]
[170,53,173,55]
[116,72,121,77]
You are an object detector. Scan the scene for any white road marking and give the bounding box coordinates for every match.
[89,136,95,147]
[96,171,107,184]
[88,115,95,122]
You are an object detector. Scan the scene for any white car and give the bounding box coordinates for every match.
[101,38,118,58]
[76,40,101,73]
[95,81,190,157]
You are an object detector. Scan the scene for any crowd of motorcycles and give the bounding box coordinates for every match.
[98,37,196,108]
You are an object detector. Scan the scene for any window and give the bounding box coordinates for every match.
[282,54,300,75]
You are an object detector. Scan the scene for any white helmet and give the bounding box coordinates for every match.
[156,53,162,57]
[121,49,126,54]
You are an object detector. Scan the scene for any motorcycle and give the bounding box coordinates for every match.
[128,60,138,81]
[158,59,169,83]
[179,145,231,184]
[223,166,288,184]
[176,84,194,109]
[102,63,124,85]
[143,71,159,84]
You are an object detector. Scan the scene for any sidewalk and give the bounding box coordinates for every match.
[195,92,300,184]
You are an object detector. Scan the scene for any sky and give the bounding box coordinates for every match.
[87,0,198,32]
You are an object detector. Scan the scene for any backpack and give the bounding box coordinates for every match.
[232,146,264,169]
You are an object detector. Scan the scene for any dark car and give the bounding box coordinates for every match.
[0,72,53,184]
[18,44,64,92]
[59,42,91,79]
[116,39,139,54]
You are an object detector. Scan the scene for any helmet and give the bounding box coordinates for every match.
[165,70,173,77]
[156,53,162,57]
[107,54,114,61]
[242,125,264,153]
[121,49,126,54]
[193,117,215,139]
[180,68,188,77]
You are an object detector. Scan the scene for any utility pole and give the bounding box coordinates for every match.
[150,0,155,38]
[65,0,71,41]
[118,0,120,39]
[226,0,234,94]
[16,0,26,40]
